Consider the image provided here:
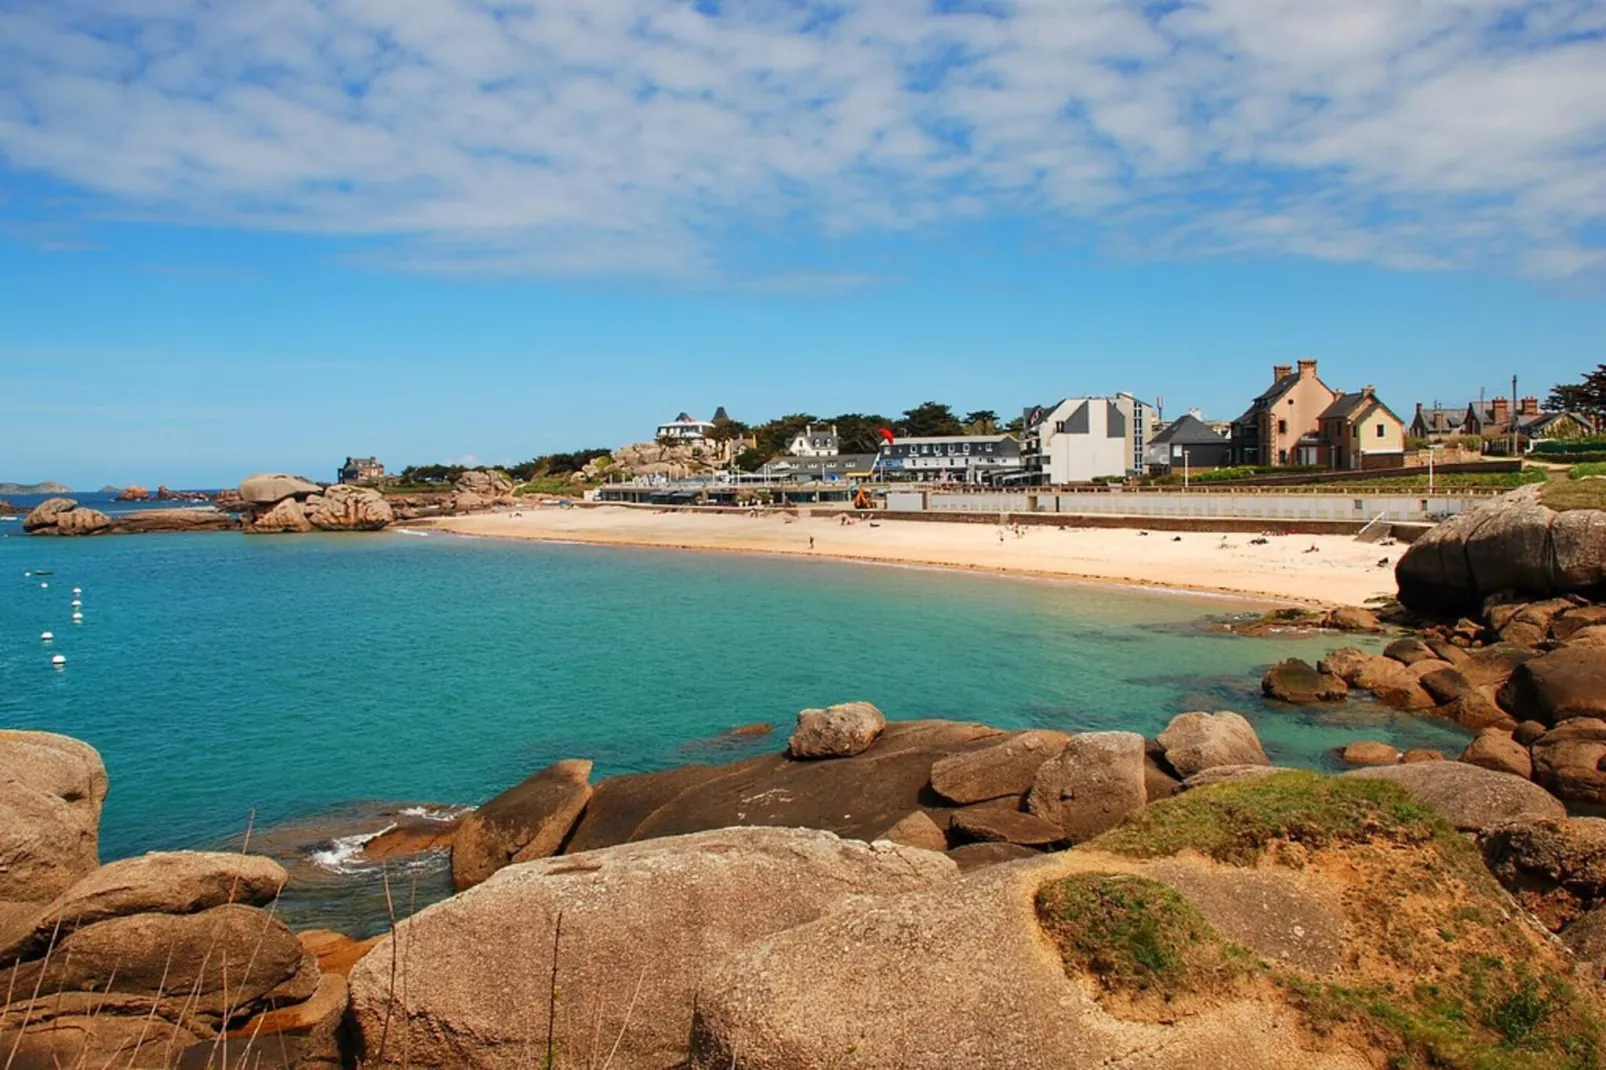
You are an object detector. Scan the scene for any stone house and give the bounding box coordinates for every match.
[1229,360,1338,467]
[1316,388,1407,470]
[338,456,385,484]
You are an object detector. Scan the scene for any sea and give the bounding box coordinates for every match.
[0,492,1471,933]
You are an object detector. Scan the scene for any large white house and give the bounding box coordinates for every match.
[882,434,1022,481]
[1020,393,1157,484]
[786,424,840,457]
[656,412,717,442]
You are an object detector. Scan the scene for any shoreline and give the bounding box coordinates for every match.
[418,506,1404,607]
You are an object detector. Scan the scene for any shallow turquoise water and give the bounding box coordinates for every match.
[0,527,1470,867]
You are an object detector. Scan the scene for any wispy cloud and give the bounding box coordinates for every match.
[0,0,1601,281]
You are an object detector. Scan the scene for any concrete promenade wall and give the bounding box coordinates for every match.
[887,488,1491,524]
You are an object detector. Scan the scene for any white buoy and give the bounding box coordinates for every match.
[51,654,66,668]
[71,599,81,608]
[40,631,53,642]
[23,571,31,577]
[39,582,48,589]
[72,612,83,623]
[72,587,81,595]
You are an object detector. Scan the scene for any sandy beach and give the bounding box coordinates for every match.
[423,506,1403,606]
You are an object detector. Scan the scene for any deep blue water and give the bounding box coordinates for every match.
[0,526,1470,870]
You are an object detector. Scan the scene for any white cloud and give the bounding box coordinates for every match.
[0,0,1601,280]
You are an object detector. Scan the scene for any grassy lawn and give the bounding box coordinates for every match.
[1542,477,1606,512]
[1569,462,1606,479]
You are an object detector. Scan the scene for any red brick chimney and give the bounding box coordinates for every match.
[1297,359,1318,378]
[1273,364,1292,383]
[1520,396,1539,416]
[1491,397,1510,425]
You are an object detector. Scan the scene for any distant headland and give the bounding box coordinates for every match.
[0,480,70,494]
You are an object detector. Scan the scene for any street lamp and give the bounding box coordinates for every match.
[1183,448,1191,490]
[1427,443,1443,494]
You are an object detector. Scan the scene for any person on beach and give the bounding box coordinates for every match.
[809,535,815,550]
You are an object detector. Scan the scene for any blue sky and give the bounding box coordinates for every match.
[2,0,1604,489]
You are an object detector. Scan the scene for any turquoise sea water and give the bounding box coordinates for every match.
[0,521,1470,929]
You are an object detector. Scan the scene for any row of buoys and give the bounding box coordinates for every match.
[31,582,86,667]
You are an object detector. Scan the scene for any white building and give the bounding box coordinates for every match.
[656,412,716,442]
[1020,393,1157,484]
[883,435,1022,481]
[786,424,840,457]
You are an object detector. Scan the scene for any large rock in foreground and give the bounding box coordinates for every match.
[349,827,957,1069]
[1343,760,1565,831]
[691,773,1594,1070]
[1155,712,1268,778]
[1026,731,1147,842]
[451,759,593,891]
[0,731,108,903]
[1532,718,1606,805]
[1396,484,1606,614]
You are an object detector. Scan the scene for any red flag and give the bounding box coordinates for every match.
[877,427,895,444]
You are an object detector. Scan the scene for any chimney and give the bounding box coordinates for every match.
[1273,364,1293,383]
[1520,396,1539,416]
[1362,385,1375,399]
[1491,397,1510,424]
[1297,359,1318,378]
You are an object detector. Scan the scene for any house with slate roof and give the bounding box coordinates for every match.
[1317,387,1407,470]
[1409,403,1466,442]
[1147,413,1230,471]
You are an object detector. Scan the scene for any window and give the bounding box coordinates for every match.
[1376,423,1385,438]
[1277,419,1288,435]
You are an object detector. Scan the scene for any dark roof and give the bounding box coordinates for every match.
[1319,391,1373,420]
[1412,406,1463,431]
[1252,373,1300,406]
[712,406,729,422]
[1151,414,1226,447]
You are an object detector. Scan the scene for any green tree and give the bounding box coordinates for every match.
[964,409,999,434]
[707,415,751,443]
[750,413,818,458]
[1545,367,1606,425]
[897,401,964,438]
[734,447,768,472]
[825,413,896,454]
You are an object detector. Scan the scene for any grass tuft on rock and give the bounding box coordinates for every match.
[1542,477,1606,513]
[1035,873,1253,1004]
[1089,771,1446,866]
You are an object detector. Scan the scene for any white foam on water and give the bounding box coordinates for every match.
[309,823,395,874]
[398,805,471,821]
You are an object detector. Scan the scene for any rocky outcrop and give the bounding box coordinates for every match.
[0,735,333,1070]
[787,700,886,758]
[1026,731,1147,842]
[1321,605,1381,632]
[1532,718,1606,805]
[0,851,287,964]
[1344,760,1565,831]
[1479,817,1606,931]
[1499,644,1606,726]
[451,759,593,891]
[1396,484,1606,613]
[1261,658,1347,703]
[21,497,112,535]
[305,484,397,531]
[928,730,1071,803]
[240,473,322,504]
[349,827,957,1069]
[582,441,731,484]
[0,731,107,903]
[690,773,1591,1070]
[23,497,234,536]
[234,474,396,535]
[115,485,150,501]
[949,807,1066,847]
[1155,712,1268,778]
